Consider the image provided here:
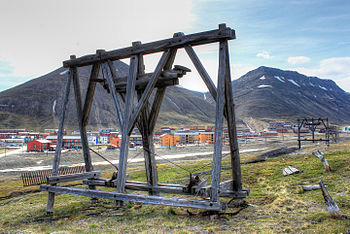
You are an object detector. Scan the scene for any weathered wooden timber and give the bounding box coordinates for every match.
[41,185,226,211]
[319,180,342,219]
[47,171,101,184]
[82,179,249,199]
[302,184,328,192]
[63,25,235,68]
[313,150,331,171]
[43,24,247,213]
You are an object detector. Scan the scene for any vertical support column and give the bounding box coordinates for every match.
[312,118,315,143]
[82,63,100,127]
[46,66,73,214]
[116,55,138,204]
[326,118,330,147]
[297,119,301,149]
[222,38,242,191]
[133,41,160,195]
[71,55,94,173]
[210,37,226,202]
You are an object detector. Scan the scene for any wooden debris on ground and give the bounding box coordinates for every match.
[302,184,327,192]
[319,180,342,219]
[282,165,301,176]
[313,150,331,172]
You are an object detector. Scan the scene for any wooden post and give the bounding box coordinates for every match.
[127,50,170,135]
[46,65,73,214]
[82,63,100,127]
[313,150,331,172]
[71,57,93,173]
[116,55,138,203]
[71,55,97,202]
[185,45,217,101]
[297,119,301,149]
[319,180,342,219]
[133,41,159,195]
[221,38,242,191]
[210,37,226,202]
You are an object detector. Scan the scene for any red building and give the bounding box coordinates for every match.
[27,139,51,152]
[46,136,82,149]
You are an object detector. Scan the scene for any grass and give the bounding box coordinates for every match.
[0,141,349,232]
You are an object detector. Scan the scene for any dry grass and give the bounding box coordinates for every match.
[0,141,349,232]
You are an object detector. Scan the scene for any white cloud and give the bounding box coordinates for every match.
[294,57,350,92]
[256,51,273,59]
[287,56,311,65]
[0,0,197,90]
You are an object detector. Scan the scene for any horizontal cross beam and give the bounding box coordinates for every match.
[40,185,226,211]
[47,171,101,184]
[63,24,235,68]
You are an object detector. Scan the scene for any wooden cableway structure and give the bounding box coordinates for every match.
[41,24,249,213]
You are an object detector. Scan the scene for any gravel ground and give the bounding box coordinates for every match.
[1,133,346,177]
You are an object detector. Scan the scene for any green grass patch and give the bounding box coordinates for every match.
[0,142,349,232]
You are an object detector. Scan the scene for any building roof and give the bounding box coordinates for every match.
[46,136,81,140]
[35,140,51,144]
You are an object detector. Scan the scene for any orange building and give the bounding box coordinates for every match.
[199,132,215,144]
[174,132,199,145]
[110,137,121,148]
[160,134,176,147]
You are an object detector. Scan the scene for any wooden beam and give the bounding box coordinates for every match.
[40,185,226,211]
[46,69,73,214]
[127,50,170,135]
[47,171,101,184]
[103,62,124,129]
[185,45,217,101]
[116,55,139,196]
[222,40,242,191]
[210,40,226,202]
[72,65,93,173]
[63,24,235,68]
[148,47,178,132]
[82,63,100,127]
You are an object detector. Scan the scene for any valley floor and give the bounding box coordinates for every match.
[0,135,349,232]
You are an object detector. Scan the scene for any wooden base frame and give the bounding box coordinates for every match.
[42,24,248,213]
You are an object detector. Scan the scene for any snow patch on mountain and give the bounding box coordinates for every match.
[319,85,328,91]
[288,79,300,87]
[274,75,285,83]
[258,84,272,88]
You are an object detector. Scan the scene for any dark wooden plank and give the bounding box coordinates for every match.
[82,63,100,127]
[103,62,124,129]
[127,50,170,135]
[222,40,242,191]
[116,55,139,195]
[72,65,93,173]
[148,47,177,132]
[210,40,226,202]
[185,45,217,101]
[40,185,226,211]
[47,171,101,184]
[130,45,159,196]
[63,25,235,68]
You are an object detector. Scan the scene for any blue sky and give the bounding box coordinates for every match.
[0,0,349,92]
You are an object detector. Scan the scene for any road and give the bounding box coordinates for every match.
[0,147,266,173]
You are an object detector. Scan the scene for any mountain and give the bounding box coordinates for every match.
[0,62,216,130]
[1,65,349,130]
[230,66,350,124]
